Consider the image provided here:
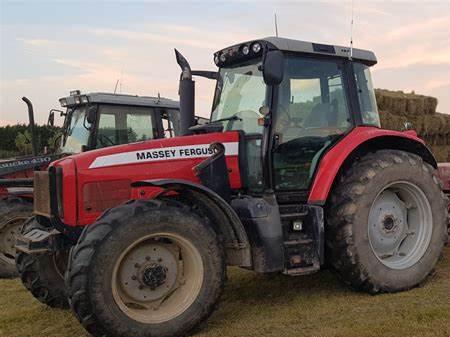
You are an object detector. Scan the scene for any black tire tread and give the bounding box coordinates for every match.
[15,217,68,308]
[326,149,448,294]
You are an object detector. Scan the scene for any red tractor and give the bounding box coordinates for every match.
[0,91,183,277]
[16,37,448,337]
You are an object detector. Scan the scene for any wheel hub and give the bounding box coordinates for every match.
[382,215,395,231]
[142,263,168,290]
[368,182,433,270]
[112,233,204,324]
[117,242,179,302]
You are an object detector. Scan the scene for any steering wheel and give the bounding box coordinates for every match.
[98,134,115,147]
[224,110,261,131]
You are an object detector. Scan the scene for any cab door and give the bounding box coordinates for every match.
[272,56,353,192]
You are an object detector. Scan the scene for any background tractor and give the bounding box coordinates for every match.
[0,91,185,277]
[16,37,448,337]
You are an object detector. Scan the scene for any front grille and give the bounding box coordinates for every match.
[34,171,51,216]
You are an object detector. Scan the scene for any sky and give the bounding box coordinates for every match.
[1,0,450,126]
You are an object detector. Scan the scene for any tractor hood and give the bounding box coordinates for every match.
[50,132,242,226]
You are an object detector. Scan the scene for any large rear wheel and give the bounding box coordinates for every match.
[326,150,448,293]
[67,199,225,337]
[0,198,32,278]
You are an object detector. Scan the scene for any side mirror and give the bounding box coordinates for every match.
[47,111,55,126]
[86,105,98,124]
[263,50,285,85]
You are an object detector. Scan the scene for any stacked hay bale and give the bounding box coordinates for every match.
[377,89,450,162]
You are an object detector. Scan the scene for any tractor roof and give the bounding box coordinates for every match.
[60,92,179,109]
[215,36,377,66]
[263,37,377,65]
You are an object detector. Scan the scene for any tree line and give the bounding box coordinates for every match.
[0,124,62,159]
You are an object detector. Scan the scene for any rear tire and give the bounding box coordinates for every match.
[15,217,69,308]
[326,150,448,293]
[67,199,225,337]
[0,197,32,278]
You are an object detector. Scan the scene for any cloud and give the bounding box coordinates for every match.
[385,14,450,41]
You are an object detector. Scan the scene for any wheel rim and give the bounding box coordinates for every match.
[0,216,27,265]
[368,181,433,270]
[112,232,204,324]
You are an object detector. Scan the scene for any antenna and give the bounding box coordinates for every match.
[114,79,119,94]
[274,13,279,37]
[349,0,354,59]
[119,67,124,93]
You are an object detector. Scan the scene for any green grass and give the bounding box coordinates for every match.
[1,247,449,337]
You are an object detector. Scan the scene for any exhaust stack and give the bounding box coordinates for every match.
[22,96,38,156]
[175,49,196,136]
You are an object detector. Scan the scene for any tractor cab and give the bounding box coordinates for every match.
[56,91,181,154]
[194,37,380,195]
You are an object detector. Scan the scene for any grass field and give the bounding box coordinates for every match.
[1,247,449,337]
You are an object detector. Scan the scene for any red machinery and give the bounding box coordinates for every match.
[16,37,448,337]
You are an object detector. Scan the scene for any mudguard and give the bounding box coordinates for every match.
[131,179,252,267]
[308,126,437,205]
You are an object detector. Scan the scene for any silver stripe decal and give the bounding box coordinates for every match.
[89,142,239,169]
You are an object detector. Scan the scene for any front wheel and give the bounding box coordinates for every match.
[67,199,225,337]
[326,150,448,293]
[0,198,32,278]
[15,217,69,308]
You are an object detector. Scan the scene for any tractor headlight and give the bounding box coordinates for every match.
[81,95,89,104]
[60,98,67,107]
[252,42,262,54]
[219,53,226,63]
[74,96,81,104]
[241,45,250,55]
[214,54,220,65]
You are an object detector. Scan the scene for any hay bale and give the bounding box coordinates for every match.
[375,89,438,115]
[377,89,450,162]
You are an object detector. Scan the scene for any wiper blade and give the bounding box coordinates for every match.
[210,115,242,124]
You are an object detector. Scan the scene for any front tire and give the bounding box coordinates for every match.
[326,150,448,293]
[0,197,32,278]
[15,217,69,308]
[67,199,225,337]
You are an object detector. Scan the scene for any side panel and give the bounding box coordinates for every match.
[308,126,433,204]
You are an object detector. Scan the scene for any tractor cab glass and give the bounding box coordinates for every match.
[211,58,268,191]
[272,55,352,190]
[95,105,158,149]
[211,59,266,135]
[353,63,380,126]
[60,106,91,154]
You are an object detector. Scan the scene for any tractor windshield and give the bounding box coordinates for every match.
[211,59,266,134]
[60,106,91,154]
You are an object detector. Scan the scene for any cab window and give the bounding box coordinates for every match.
[354,63,380,126]
[96,105,157,148]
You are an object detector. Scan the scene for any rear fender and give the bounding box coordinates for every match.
[131,179,252,267]
[308,127,438,205]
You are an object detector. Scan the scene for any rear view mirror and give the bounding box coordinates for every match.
[263,50,285,85]
[86,105,98,124]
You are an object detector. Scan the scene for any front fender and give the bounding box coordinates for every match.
[131,179,252,267]
[308,126,437,205]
